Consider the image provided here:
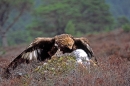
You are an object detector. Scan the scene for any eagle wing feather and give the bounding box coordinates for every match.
[74,37,94,59]
[4,37,58,78]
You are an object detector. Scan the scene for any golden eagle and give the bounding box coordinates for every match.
[4,34,94,77]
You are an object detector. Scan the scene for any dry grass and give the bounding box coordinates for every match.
[0,29,130,86]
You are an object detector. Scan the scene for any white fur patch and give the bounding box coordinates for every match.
[76,58,83,64]
[72,49,90,69]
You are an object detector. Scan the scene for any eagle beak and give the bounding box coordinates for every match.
[68,45,73,50]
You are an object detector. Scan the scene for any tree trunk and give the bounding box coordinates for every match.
[1,33,8,47]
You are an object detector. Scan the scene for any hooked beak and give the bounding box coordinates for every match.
[68,45,73,50]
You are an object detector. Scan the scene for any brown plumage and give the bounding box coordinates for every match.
[4,34,94,78]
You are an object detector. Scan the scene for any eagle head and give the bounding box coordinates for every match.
[55,34,74,53]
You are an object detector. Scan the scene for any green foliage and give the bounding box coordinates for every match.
[65,20,76,36]
[116,16,130,28]
[8,30,32,45]
[29,0,114,37]
[122,23,130,32]
[82,0,114,31]
[33,0,81,35]
[1,0,130,46]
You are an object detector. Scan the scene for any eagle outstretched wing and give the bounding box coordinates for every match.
[4,37,58,77]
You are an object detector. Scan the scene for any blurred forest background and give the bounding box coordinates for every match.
[0,0,130,47]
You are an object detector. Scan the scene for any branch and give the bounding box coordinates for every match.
[0,2,10,26]
[2,8,10,26]
[5,6,25,32]
[0,25,6,36]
